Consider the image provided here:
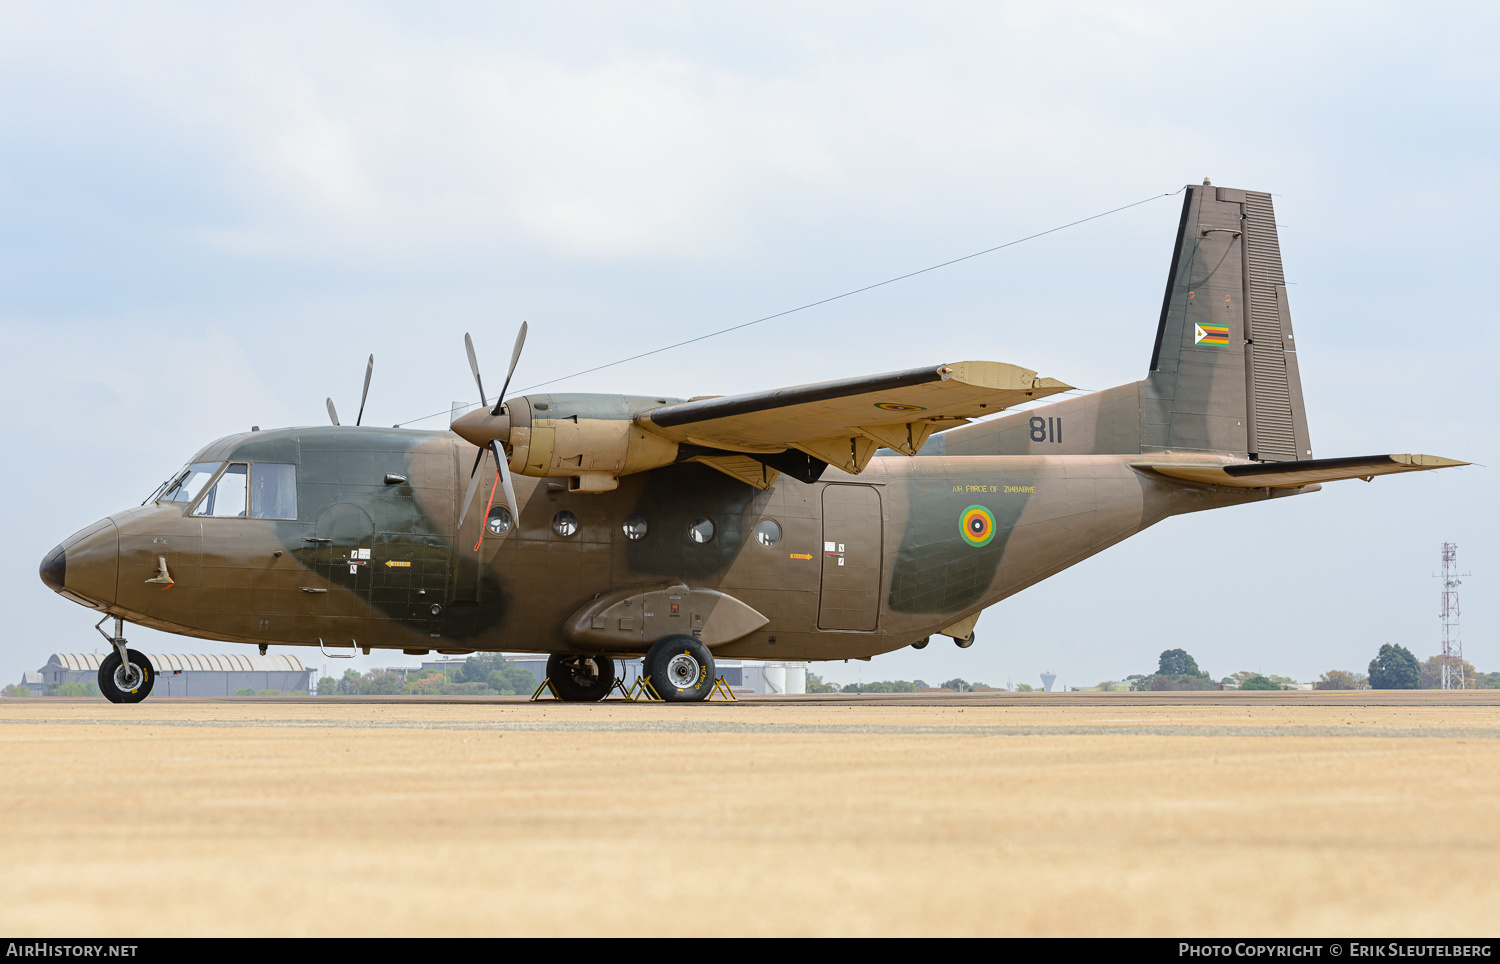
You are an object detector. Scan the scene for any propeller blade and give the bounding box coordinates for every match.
[490,439,519,526]
[492,321,527,416]
[326,398,340,426]
[355,354,373,426]
[464,332,487,409]
[455,447,487,531]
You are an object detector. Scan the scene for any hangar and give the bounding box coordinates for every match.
[39,653,315,697]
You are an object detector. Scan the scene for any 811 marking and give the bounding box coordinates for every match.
[1029,416,1063,444]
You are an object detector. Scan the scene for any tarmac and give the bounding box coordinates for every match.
[2,690,1497,937]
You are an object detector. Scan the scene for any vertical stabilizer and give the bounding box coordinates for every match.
[1145,184,1312,460]
[921,182,1313,461]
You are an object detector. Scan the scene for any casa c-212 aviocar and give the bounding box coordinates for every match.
[39,182,1465,703]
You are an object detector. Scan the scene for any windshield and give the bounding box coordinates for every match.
[160,462,222,503]
[193,464,247,517]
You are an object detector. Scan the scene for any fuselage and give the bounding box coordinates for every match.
[41,424,1271,661]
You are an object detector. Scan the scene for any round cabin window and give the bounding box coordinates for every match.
[688,517,715,544]
[552,510,579,537]
[487,505,512,535]
[755,519,781,547]
[622,514,648,541]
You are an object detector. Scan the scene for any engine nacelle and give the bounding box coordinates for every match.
[451,393,683,492]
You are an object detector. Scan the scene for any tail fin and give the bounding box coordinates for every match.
[1145,183,1312,460]
[930,182,1313,460]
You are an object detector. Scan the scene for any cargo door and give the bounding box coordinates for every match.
[372,449,454,633]
[817,484,882,631]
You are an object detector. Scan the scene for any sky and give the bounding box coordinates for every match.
[1,1,1494,690]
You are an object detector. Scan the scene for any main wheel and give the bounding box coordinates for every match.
[546,653,615,702]
[644,635,715,702]
[954,633,975,649]
[98,649,154,704]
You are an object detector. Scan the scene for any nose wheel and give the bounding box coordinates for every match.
[94,615,154,703]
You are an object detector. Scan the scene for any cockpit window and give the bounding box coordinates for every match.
[193,464,247,517]
[160,462,222,504]
[250,463,297,520]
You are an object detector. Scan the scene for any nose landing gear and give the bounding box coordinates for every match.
[94,616,154,703]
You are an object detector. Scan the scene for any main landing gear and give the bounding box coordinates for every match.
[643,635,715,702]
[543,635,717,703]
[94,616,154,704]
[546,653,615,702]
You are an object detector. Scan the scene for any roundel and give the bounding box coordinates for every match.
[875,402,926,413]
[960,505,996,547]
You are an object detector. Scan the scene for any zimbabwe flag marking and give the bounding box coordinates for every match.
[1194,322,1230,347]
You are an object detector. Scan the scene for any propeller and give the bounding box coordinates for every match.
[326,354,375,426]
[455,325,526,538]
[356,354,374,426]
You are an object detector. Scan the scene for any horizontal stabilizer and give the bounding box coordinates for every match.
[1134,453,1468,489]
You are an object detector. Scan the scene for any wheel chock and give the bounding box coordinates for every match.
[609,677,660,702]
[615,676,663,702]
[707,676,738,702]
[529,677,562,702]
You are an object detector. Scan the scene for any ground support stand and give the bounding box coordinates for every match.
[611,676,663,702]
[707,677,738,702]
[529,677,562,701]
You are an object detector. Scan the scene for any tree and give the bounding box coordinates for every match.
[940,678,970,692]
[1316,670,1368,690]
[1158,649,1206,678]
[1147,673,1216,691]
[357,670,403,695]
[316,676,339,696]
[1239,674,1280,690]
[1419,655,1477,689]
[1368,643,1420,689]
[804,672,840,694]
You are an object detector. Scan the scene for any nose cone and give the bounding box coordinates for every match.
[41,519,119,608]
[39,544,65,592]
[450,407,511,449]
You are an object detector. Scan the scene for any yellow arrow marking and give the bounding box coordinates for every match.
[384,560,412,568]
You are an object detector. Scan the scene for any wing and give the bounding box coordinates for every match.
[641,361,1071,475]
[1134,453,1468,488]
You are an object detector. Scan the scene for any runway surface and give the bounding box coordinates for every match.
[3,693,1498,937]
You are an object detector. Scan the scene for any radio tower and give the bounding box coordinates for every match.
[1437,543,1469,689]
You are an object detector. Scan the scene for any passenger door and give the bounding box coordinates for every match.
[817,484,882,631]
[308,503,376,617]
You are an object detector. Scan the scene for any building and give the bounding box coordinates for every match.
[39,653,315,697]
